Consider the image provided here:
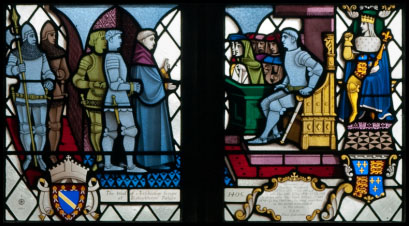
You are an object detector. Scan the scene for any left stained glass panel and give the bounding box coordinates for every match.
[4,4,181,222]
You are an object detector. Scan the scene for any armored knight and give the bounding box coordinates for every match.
[249,28,323,144]
[73,30,107,171]
[40,21,70,162]
[338,13,393,123]
[101,29,146,173]
[6,22,55,171]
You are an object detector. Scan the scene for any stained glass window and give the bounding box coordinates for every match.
[4,4,181,222]
[224,4,404,222]
[2,2,405,224]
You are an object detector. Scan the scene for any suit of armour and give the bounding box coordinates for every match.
[6,23,55,171]
[73,53,106,165]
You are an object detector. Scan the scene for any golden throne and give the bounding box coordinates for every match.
[283,33,337,150]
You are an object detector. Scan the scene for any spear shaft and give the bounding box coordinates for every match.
[11,7,37,167]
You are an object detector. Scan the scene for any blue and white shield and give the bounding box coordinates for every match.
[51,184,87,221]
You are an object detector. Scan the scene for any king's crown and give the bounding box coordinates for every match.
[361,15,375,24]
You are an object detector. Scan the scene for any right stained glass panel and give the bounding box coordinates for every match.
[224,4,404,222]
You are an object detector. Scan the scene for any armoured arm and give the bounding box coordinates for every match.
[41,54,56,81]
[296,51,323,96]
[343,32,355,60]
[106,55,131,91]
[73,55,92,89]
[42,54,55,91]
[6,54,23,76]
[297,51,323,89]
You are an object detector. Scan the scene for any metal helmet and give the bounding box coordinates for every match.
[21,23,36,42]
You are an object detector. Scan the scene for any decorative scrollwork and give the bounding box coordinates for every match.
[264,178,278,192]
[379,5,396,18]
[234,188,262,221]
[342,5,359,18]
[320,183,353,220]
[311,178,326,191]
[341,155,353,180]
[341,155,350,166]
[342,5,357,11]
[306,209,321,221]
[256,205,281,221]
[386,154,398,177]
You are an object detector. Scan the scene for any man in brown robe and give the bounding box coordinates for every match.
[40,21,70,163]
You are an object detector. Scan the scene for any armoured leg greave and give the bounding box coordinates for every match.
[34,124,46,152]
[121,126,137,152]
[37,155,47,171]
[102,128,118,152]
[90,122,103,151]
[22,155,32,171]
[19,123,31,152]
[347,75,361,123]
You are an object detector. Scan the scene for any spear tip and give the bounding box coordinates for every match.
[11,6,20,24]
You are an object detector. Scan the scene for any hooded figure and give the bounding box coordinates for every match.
[228,34,264,84]
[6,22,55,171]
[241,39,264,84]
[130,29,175,170]
[40,21,70,161]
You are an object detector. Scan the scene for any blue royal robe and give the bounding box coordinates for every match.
[338,51,393,122]
[130,64,175,168]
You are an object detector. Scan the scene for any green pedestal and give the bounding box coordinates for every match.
[225,77,274,135]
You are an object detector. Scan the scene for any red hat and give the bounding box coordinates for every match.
[266,32,281,44]
[246,33,255,40]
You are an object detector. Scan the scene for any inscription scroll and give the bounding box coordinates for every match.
[130,189,180,202]
[256,181,332,221]
[235,172,332,221]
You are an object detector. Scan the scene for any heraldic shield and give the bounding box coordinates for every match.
[341,154,399,204]
[51,184,87,221]
[37,155,100,221]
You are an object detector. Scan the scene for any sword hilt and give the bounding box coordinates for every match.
[80,94,89,117]
[112,95,120,124]
[112,95,117,105]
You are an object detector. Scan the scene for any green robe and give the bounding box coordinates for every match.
[241,40,264,84]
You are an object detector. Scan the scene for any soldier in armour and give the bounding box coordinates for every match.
[249,28,323,144]
[40,21,70,163]
[73,30,107,171]
[101,29,146,173]
[6,22,55,171]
